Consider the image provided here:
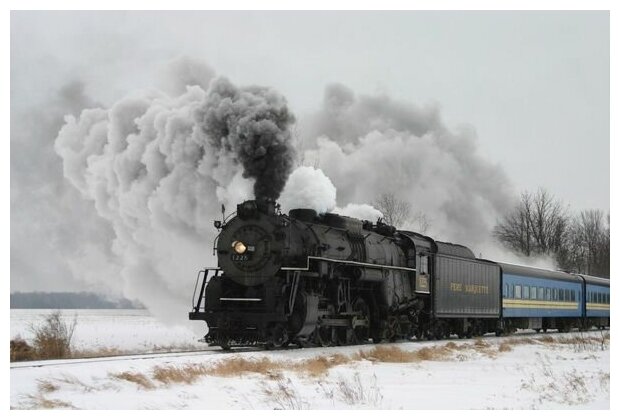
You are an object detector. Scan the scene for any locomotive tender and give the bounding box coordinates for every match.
[189,198,610,349]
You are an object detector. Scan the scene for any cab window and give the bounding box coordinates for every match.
[419,255,428,274]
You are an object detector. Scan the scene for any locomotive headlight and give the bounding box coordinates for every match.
[232,240,247,254]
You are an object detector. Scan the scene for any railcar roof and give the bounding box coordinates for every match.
[577,274,610,286]
[434,241,475,259]
[498,262,582,283]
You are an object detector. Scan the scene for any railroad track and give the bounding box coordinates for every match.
[11,328,607,369]
[9,348,222,369]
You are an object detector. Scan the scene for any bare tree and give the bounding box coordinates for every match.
[410,210,431,234]
[494,188,569,257]
[373,192,430,233]
[496,188,609,277]
[559,210,610,277]
[373,192,411,228]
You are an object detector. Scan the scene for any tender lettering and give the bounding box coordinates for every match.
[450,282,489,295]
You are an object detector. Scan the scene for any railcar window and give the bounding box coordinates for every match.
[559,289,564,301]
[503,284,508,298]
[531,287,537,300]
[539,287,544,300]
[420,255,428,274]
[571,290,575,302]
[523,286,530,299]
[553,288,558,301]
[510,284,514,298]
[515,285,522,299]
[546,288,551,300]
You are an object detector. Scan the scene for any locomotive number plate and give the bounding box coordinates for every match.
[231,254,251,262]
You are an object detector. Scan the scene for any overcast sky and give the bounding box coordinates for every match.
[10,11,609,292]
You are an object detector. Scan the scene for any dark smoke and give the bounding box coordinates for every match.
[197,77,296,199]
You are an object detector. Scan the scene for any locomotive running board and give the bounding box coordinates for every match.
[282,256,417,272]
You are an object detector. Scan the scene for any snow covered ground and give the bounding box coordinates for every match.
[10,329,610,409]
[10,309,202,353]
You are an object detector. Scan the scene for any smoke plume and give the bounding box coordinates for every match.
[298,83,515,250]
[197,77,296,200]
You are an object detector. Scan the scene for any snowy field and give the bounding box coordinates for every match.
[10,328,610,409]
[10,309,204,353]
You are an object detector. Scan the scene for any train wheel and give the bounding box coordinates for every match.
[317,326,332,347]
[386,317,399,342]
[352,297,370,344]
[266,325,288,349]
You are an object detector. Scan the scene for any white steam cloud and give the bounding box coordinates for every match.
[333,204,384,221]
[279,166,336,214]
[299,83,515,249]
[52,58,522,324]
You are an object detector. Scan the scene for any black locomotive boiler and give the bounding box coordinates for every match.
[189,198,504,349]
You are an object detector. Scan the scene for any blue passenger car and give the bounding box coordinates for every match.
[579,274,610,328]
[499,263,583,332]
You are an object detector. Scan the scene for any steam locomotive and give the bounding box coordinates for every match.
[189,198,610,349]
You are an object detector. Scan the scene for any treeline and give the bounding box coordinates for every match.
[494,188,610,278]
[10,292,145,309]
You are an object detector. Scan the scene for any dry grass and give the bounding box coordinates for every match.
[334,372,383,407]
[110,371,155,389]
[498,342,512,352]
[294,354,352,376]
[260,377,306,409]
[358,345,417,363]
[152,364,210,384]
[24,394,75,409]
[53,374,95,392]
[73,347,126,358]
[29,311,77,360]
[205,357,280,377]
[11,338,35,362]
[37,379,60,394]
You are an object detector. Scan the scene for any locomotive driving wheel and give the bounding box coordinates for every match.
[316,325,332,347]
[385,316,400,342]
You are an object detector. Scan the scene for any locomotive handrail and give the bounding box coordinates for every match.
[191,267,221,311]
[281,256,417,272]
[191,269,205,309]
